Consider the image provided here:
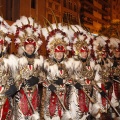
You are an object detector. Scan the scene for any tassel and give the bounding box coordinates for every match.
[61,110,72,120]
[44,115,60,120]
[90,103,101,119]
[31,111,40,120]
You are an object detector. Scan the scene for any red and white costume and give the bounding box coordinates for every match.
[42,24,72,120]
[10,16,44,120]
[68,25,97,120]
[0,16,17,120]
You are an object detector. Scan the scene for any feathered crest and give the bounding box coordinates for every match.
[10,16,42,54]
[69,25,90,55]
[109,37,120,52]
[42,11,71,56]
[0,16,11,52]
[92,35,111,58]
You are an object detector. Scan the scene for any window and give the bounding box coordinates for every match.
[74,4,77,12]
[69,0,71,9]
[5,0,12,20]
[31,0,36,9]
[63,0,66,7]
[13,0,20,21]
[48,14,52,23]
[48,2,52,8]
[70,2,72,9]
[5,0,20,21]
[56,16,60,23]
[63,12,67,22]
[54,0,60,3]
[55,5,59,10]
[68,13,70,20]
[89,0,93,3]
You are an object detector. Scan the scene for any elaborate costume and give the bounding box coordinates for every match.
[42,23,72,120]
[68,25,97,120]
[92,36,115,118]
[7,16,44,120]
[109,38,120,119]
[0,16,17,120]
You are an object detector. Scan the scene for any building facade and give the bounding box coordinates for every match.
[0,0,80,25]
[110,0,120,39]
[0,0,80,54]
[1,0,120,53]
[111,0,120,20]
[80,0,111,33]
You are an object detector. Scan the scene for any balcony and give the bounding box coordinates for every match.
[102,6,109,13]
[53,0,61,3]
[81,16,93,25]
[102,16,110,23]
[85,9,93,14]
[80,1,109,16]
[83,20,93,25]
[98,0,110,6]
[81,11,108,25]
[89,0,93,4]
[81,7,93,15]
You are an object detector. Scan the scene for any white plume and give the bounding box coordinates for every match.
[44,115,60,120]
[31,111,40,120]
[7,54,18,76]
[61,110,72,120]
[18,56,28,66]
[28,17,34,26]
[5,36,11,44]
[20,16,28,25]
[90,103,101,119]
[34,55,44,69]
[16,19,22,27]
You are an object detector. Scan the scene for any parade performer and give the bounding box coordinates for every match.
[109,38,120,119]
[42,22,72,120]
[0,16,17,120]
[92,36,114,118]
[68,25,97,120]
[6,16,44,120]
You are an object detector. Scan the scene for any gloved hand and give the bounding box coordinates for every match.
[74,82,83,90]
[100,90,106,98]
[26,76,39,87]
[108,75,113,80]
[54,77,63,85]
[86,114,95,120]
[5,84,17,97]
[114,76,119,80]
[48,84,56,92]
[105,82,112,90]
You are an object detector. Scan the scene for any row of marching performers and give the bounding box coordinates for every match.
[0,16,120,120]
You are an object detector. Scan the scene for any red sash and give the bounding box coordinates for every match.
[78,90,88,112]
[19,88,38,116]
[1,98,10,120]
[101,84,106,106]
[114,82,119,99]
[49,92,58,117]
[108,85,113,100]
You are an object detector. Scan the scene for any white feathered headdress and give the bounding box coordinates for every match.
[10,16,42,54]
[93,35,110,58]
[109,37,120,52]
[0,16,11,52]
[42,23,71,57]
[69,25,95,56]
